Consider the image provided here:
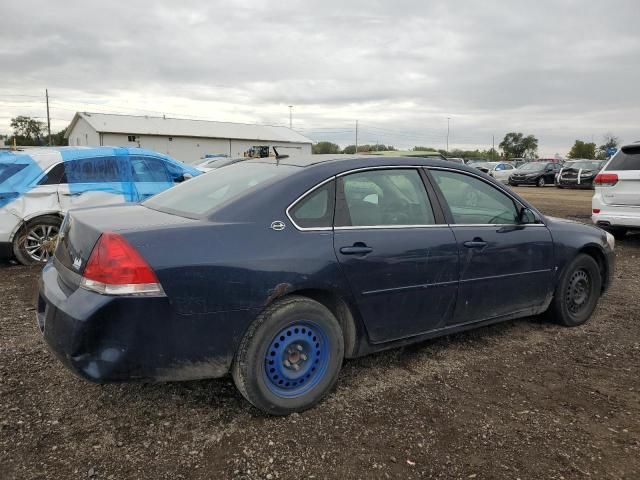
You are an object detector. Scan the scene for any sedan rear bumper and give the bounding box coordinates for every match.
[37,262,250,383]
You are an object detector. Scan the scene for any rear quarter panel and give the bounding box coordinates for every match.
[121,222,350,361]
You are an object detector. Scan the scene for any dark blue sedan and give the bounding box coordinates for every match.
[37,155,615,415]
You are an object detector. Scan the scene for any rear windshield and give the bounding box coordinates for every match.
[565,160,603,170]
[605,147,640,171]
[0,163,28,184]
[143,162,296,217]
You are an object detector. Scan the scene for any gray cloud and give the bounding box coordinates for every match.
[1,0,638,154]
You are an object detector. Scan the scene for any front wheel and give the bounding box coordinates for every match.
[547,254,602,327]
[232,296,344,415]
[537,177,546,187]
[12,215,62,265]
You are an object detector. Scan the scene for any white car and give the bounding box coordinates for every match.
[473,161,516,184]
[592,143,640,239]
[0,147,199,264]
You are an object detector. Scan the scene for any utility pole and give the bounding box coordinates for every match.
[46,89,52,146]
[355,120,358,154]
[288,105,293,128]
[492,134,495,160]
[446,117,451,153]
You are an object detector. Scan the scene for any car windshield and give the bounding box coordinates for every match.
[518,162,545,171]
[565,160,602,170]
[0,163,28,184]
[143,162,296,217]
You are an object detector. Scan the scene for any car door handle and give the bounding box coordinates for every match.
[61,192,82,197]
[463,238,487,248]
[339,244,373,255]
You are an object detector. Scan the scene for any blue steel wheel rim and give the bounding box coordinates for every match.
[263,321,330,398]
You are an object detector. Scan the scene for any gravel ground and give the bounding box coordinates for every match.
[1,186,639,480]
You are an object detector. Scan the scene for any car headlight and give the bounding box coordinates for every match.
[605,231,615,251]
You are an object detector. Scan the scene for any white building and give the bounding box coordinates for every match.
[65,112,313,164]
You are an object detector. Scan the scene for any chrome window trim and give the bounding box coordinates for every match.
[286,164,547,231]
[285,176,336,231]
[335,224,446,231]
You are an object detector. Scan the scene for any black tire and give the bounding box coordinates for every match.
[232,296,344,415]
[605,227,627,240]
[547,254,602,327]
[537,177,545,187]
[12,215,62,266]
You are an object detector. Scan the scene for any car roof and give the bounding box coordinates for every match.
[249,153,448,168]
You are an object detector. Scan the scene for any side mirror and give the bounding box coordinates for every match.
[175,173,193,183]
[517,206,536,224]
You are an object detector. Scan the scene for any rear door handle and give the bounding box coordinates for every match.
[463,239,487,248]
[340,244,373,255]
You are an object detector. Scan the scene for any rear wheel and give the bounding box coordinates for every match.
[232,296,344,415]
[12,216,61,265]
[547,254,602,327]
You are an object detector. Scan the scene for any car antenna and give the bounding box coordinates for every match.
[273,147,289,161]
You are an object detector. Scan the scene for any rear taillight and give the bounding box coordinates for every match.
[80,232,164,296]
[592,208,601,214]
[594,173,618,186]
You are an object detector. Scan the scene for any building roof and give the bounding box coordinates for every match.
[66,112,313,144]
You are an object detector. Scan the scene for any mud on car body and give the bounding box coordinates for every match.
[37,155,615,415]
[0,146,199,264]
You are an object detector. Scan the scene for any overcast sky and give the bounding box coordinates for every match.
[1,0,638,156]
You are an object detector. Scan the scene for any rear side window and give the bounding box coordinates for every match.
[39,163,66,185]
[64,157,128,183]
[335,169,435,227]
[606,146,640,171]
[131,156,172,182]
[289,180,335,229]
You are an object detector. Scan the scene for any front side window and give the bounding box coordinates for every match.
[289,180,335,229]
[335,169,435,227]
[431,170,522,225]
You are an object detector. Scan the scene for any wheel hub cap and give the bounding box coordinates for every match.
[264,322,330,398]
[566,269,591,314]
[24,224,59,262]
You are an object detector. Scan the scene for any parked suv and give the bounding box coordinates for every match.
[0,147,200,264]
[592,143,640,239]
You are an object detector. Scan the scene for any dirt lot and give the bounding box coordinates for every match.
[1,186,639,480]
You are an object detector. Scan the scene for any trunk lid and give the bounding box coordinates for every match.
[54,204,196,290]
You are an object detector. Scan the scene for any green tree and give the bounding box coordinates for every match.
[51,128,68,146]
[413,146,435,151]
[342,145,356,154]
[5,116,45,146]
[312,141,341,154]
[499,132,538,159]
[596,133,620,159]
[567,140,596,159]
